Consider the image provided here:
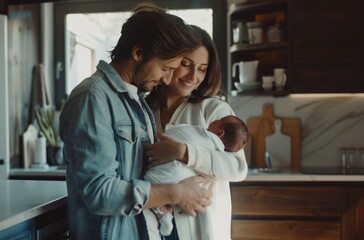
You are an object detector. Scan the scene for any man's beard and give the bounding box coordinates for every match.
[133,61,153,92]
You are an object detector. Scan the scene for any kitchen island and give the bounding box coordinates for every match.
[6,168,364,239]
[0,180,67,239]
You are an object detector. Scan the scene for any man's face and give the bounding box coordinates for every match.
[133,56,183,92]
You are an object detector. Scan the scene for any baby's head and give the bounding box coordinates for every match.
[208,115,249,152]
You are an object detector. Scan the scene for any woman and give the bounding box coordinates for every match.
[145,25,248,240]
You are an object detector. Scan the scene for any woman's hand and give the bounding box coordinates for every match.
[145,132,188,168]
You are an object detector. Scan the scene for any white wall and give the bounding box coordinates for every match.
[0,14,10,178]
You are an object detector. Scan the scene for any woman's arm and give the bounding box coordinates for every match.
[186,145,247,181]
[146,98,248,182]
[190,99,248,181]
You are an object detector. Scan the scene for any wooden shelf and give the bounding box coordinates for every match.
[229,0,286,16]
[227,0,288,98]
[231,89,289,97]
[230,41,287,53]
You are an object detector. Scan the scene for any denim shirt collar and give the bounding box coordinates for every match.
[96,60,144,100]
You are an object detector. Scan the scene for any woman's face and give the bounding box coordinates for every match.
[167,46,209,97]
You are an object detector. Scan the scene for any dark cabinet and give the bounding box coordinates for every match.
[0,204,68,240]
[288,0,364,93]
[0,220,35,240]
[227,0,364,96]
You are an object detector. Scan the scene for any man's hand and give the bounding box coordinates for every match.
[145,176,213,217]
[175,176,213,217]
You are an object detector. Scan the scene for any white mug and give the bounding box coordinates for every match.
[232,60,259,83]
[262,76,274,91]
[274,68,286,90]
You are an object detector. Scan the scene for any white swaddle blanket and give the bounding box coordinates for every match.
[145,124,224,184]
[144,124,225,240]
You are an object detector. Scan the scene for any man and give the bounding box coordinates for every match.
[60,3,212,240]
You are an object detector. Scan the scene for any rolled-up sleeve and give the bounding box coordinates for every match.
[186,145,247,182]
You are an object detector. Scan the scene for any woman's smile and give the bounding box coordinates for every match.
[179,79,198,88]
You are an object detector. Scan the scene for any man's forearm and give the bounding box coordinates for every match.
[144,184,180,209]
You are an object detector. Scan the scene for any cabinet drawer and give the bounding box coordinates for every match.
[232,219,341,240]
[231,186,341,217]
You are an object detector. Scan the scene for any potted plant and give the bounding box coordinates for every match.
[34,105,62,165]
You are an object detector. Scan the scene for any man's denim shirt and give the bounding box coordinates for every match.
[60,60,156,240]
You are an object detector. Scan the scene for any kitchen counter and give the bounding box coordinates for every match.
[245,168,364,182]
[0,179,67,231]
[9,167,364,182]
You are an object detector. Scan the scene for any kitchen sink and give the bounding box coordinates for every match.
[248,168,295,175]
[253,168,282,173]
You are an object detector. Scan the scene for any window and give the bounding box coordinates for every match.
[54,0,226,108]
[65,9,213,95]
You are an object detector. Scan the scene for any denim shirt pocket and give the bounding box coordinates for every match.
[115,121,138,180]
[116,121,136,143]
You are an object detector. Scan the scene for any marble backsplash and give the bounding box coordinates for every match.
[229,94,364,168]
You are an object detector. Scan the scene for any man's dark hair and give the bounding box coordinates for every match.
[111,2,198,62]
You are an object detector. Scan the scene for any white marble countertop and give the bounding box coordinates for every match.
[246,168,364,182]
[9,167,66,178]
[9,167,364,182]
[0,180,67,231]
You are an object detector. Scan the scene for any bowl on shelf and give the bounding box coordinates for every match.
[234,82,260,92]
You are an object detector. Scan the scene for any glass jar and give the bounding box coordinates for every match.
[267,26,282,43]
[246,21,262,44]
[357,148,364,171]
[232,20,249,44]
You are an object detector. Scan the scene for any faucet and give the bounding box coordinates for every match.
[265,152,272,170]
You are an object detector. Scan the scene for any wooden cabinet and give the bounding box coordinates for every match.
[227,0,364,96]
[231,185,341,239]
[342,187,364,240]
[231,183,364,240]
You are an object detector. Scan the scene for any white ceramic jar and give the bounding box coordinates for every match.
[247,21,262,44]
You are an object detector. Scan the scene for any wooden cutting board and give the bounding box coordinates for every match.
[247,103,301,169]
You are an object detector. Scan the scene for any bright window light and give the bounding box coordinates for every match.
[65,9,213,95]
